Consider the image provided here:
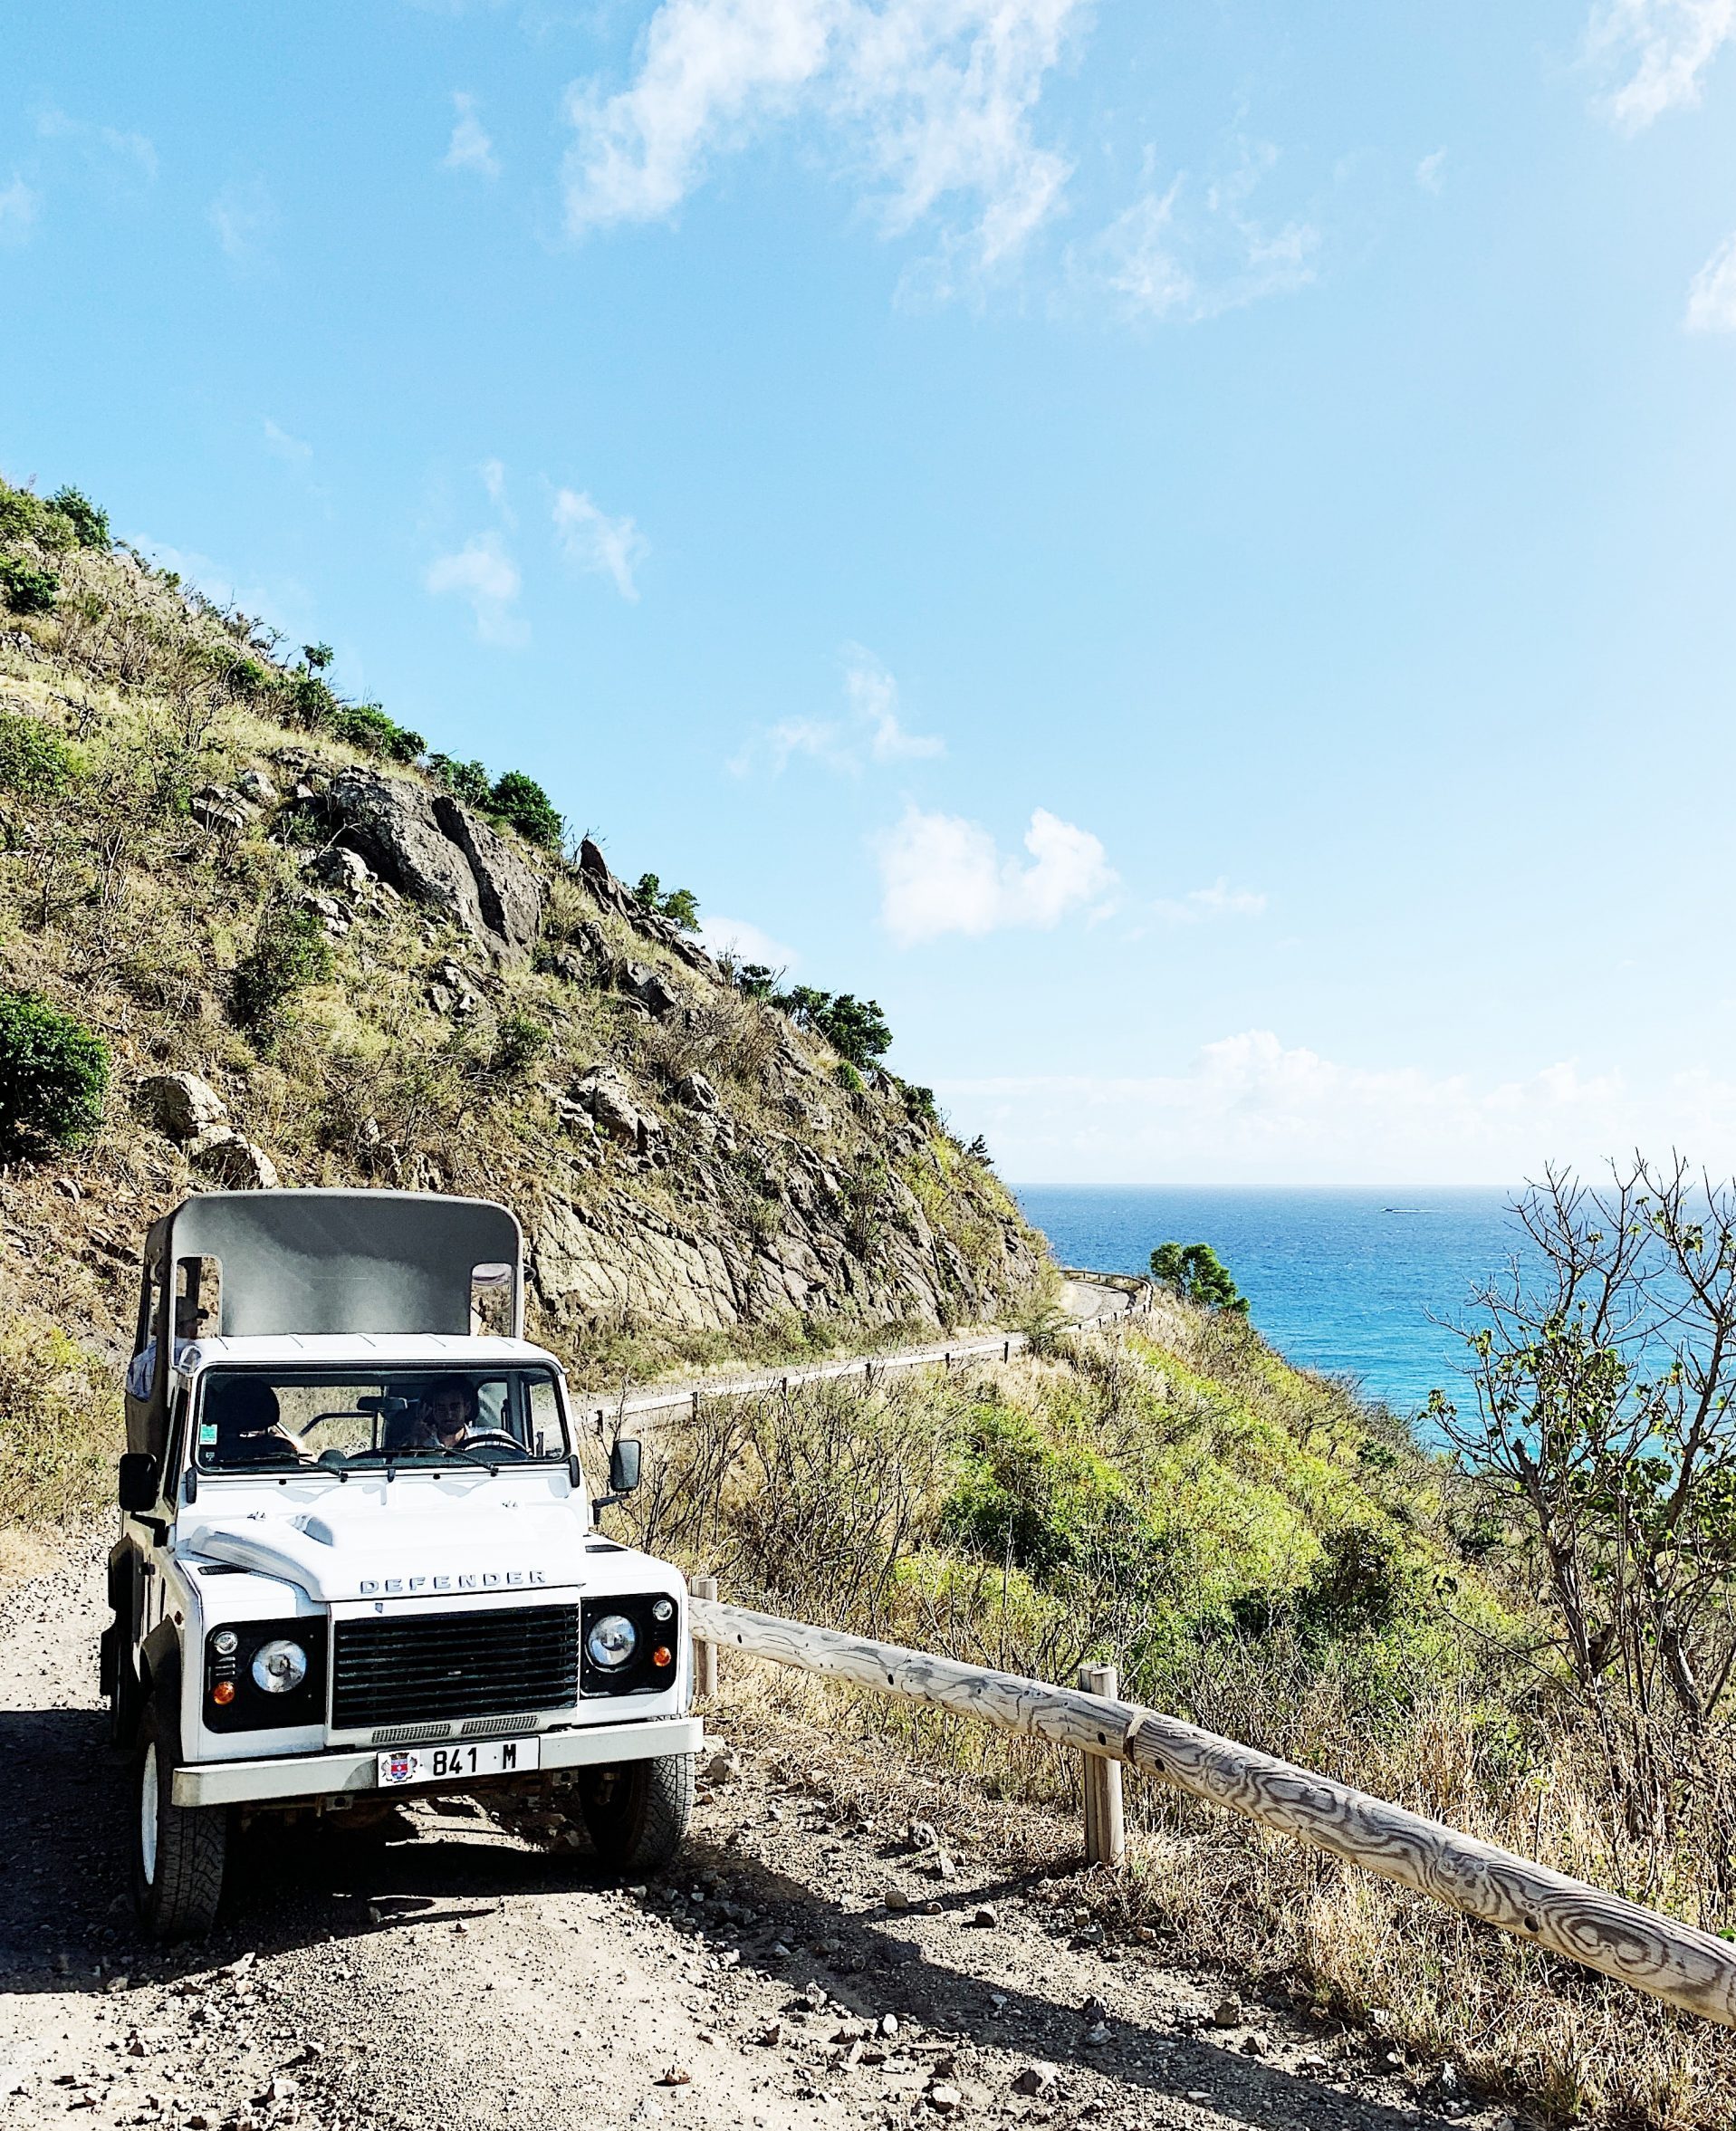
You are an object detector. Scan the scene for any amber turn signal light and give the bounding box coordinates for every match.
[211,1679,236,1706]
[651,1646,674,1668]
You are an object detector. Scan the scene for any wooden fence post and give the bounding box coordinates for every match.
[1085,1664,1126,1867]
[692,1577,718,1699]
[1077,1664,1102,1859]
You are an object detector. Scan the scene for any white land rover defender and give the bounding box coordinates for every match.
[101,1188,701,1939]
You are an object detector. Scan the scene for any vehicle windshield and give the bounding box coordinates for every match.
[191,1367,571,1473]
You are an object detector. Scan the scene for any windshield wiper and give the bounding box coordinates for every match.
[440,1445,506,1474]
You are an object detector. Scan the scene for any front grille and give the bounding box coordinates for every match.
[332,1606,580,1731]
[369,1722,454,1747]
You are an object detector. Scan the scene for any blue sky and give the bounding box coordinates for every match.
[5,2,1736,1185]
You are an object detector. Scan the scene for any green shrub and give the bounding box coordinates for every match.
[232,901,332,1042]
[205,648,274,703]
[0,710,79,799]
[0,556,60,616]
[279,673,337,730]
[1295,1523,1418,1639]
[493,1009,551,1075]
[1010,1291,1071,1357]
[944,1403,1144,1584]
[328,702,425,763]
[633,872,701,932]
[46,486,109,550]
[488,769,563,850]
[0,480,73,552]
[902,1081,938,1124]
[0,992,110,1160]
[302,641,334,673]
[832,1060,863,1095]
[429,754,492,808]
[779,985,892,1068]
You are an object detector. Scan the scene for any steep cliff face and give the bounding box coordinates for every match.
[0,500,1048,1375]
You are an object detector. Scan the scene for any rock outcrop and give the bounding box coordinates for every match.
[133,1074,281,1191]
[135,1072,228,1144]
[318,770,548,963]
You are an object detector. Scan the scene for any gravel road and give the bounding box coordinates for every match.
[0,1539,1497,2131]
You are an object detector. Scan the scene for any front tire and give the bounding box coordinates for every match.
[578,1752,694,1876]
[131,1689,226,1939]
[103,1618,143,1752]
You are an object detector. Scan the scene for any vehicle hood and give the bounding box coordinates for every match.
[182,1494,600,1604]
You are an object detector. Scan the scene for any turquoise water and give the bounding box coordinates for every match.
[1015,1185,1524,1418]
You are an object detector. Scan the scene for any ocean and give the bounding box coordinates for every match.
[1014,1185,1524,1418]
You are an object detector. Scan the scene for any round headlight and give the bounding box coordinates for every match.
[213,1628,239,1656]
[652,1598,675,1624]
[587,1613,638,1670]
[251,1639,309,1694]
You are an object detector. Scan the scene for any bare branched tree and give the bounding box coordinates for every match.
[1433,1157,1736,1829]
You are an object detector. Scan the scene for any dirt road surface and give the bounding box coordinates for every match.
[1,1540,1496,2131]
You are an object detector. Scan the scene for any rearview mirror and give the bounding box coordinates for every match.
[118,1453,159,1515]
[608,1438,641,1495]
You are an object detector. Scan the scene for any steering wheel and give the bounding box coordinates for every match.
[451,1428,529,1461]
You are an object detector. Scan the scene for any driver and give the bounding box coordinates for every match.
[415,1376,480,1454]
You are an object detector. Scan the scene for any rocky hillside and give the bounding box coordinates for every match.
[0,475,1047,1377]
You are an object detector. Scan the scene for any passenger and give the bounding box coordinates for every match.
[207,1379,302,1465]
[415,1376,480,1454]
[127,1297,208,1401]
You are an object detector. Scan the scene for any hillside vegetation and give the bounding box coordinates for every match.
[635,1306,1736,2130]
[0,471,1045,1429]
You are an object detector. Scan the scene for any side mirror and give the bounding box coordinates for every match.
[608,1438,642,1495]
[118,1453,159,1515]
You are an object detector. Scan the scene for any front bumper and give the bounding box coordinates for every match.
[172,1714,705,1808]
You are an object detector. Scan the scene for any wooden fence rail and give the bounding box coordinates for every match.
[689,1594,1736,2031]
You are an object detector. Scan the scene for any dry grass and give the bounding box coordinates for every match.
[0,1305,121,1531]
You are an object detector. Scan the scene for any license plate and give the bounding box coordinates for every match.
[376,1738,542,1787]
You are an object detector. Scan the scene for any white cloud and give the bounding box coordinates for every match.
[208,179,275,264]
[561,0,1084,273]
[941,1031,1654,1185]
[551,486,647,600]
[1415,149,1447,194]
[0,176,38,244]
[742,648,944,773]
[1089,146,1319,322]
[1589,0,1736,129]
[425,533,527,646]
[1150,879,1267,926]
[847,651,944,763]
[1686,230,1736,330]
[481,456,508,508]
[878,803,1115,945]
[444,91,501,178]
[36,108,158,179]
[697,912,800,969]
[262,418,312,464]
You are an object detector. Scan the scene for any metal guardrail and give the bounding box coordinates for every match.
[689,1595,1736,2032]
[580,1280,1153,1434]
